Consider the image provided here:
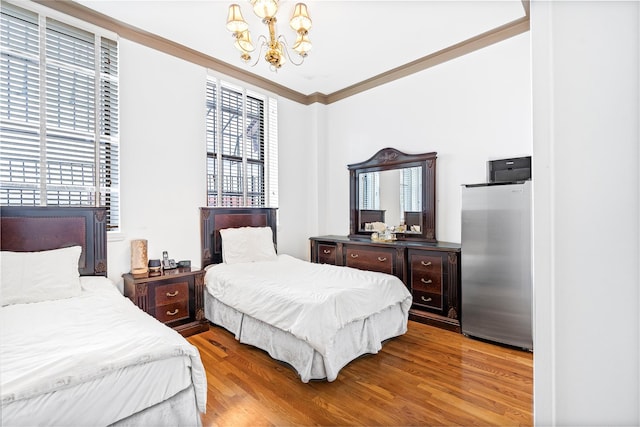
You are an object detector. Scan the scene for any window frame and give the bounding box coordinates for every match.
[0,0,120,232]
[205,75,278,208]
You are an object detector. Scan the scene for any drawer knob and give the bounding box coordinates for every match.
[166,290,179,297]
[377,257,387,262]
[323,249,331,254]
[421,261,432,267]
[421,278,433,284]
[350,253,359,258]
[421,296,432,303]
[166,309,179,316]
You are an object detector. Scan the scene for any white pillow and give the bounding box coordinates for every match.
[0,246,82,306]
[220,226,277,265]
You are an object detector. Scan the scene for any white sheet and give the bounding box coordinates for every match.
[206,292,408,382]
[205,254,412,356]
[0,276,207,426]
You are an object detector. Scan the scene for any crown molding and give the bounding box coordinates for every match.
[31,0,530,106]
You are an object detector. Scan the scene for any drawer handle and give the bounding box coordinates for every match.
[166,309,179,316]
[377,257,387,262]
[421,278,433,284]
[421,261,432,267]
[166,291,179,297]
[421,296,432,303]
[350,253,359,258]
[323,249,331,254]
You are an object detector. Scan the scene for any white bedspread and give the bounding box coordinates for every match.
[0,276,206,423]
[205,254,412,356]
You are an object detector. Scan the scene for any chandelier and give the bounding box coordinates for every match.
[226,0,312,71]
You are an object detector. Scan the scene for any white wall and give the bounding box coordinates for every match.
[318,32,533,243]
[107,40,315,288]
[107,40,207,287]
[531,1,640,424]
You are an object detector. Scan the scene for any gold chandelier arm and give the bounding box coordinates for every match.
[246,35,269,66]
[277,36,305,66]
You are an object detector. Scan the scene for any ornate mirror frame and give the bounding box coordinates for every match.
[348,147,437,242]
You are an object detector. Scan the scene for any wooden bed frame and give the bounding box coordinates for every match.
[0,206,108,276]
[200,207,277,267]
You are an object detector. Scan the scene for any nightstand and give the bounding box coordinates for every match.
[123,268,209,337]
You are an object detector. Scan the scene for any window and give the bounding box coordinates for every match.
[206,77,277,208]
[0,2,120,230]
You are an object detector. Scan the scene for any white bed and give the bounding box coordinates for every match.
[203,224,412,382]
[0,206,207,426]
[1,276,207,426]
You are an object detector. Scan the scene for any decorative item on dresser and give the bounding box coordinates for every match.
[123,268,208,337]
[310,147,462,332]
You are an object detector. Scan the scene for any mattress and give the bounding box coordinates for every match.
[0,276,206,426]
[204,255,412,382]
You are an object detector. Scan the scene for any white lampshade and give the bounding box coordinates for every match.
[234,30,255,53]
[250,0,278,19]
[289,3,311,33]
[293,33,312,56]
[226,4,249,33]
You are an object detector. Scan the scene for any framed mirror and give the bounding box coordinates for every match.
[348,148,437,242]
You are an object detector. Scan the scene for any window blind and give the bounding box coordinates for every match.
[0,2,119,230]
[359,172,379,210]
[206,76,277,208]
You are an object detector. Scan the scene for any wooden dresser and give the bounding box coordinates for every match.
[310,236,462,332]
[123,268,208,337]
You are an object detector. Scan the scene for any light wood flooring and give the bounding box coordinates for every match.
[187,321,533,426]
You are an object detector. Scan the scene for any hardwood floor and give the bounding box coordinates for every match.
[187,321,533,426]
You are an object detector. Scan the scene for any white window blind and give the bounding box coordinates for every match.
[400,166,422,212]
[206,76,278,208]
[359,172,379,210]
[0,2,120,230]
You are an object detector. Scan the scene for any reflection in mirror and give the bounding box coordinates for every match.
[358,167,423,233]
[349,147,437,242]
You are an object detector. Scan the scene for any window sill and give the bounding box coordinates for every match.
[107,231,125,242]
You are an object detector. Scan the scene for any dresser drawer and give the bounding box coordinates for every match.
[410,254,443,294]
[413,290,443,310]
[155,281,189,305]
[317,244,337,265]
[156,300,189,323]
[344,246,394,275]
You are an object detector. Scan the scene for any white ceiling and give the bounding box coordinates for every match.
[75,0,527,96]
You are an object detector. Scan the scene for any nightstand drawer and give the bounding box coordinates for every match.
[123,269,208,337]
[155,281,189,305]
[156,300,189,323]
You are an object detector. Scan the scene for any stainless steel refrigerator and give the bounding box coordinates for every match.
[461,180,533,350]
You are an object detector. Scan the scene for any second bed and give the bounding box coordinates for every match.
[200,207,412,382]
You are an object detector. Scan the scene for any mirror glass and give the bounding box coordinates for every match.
[358,166,423,233]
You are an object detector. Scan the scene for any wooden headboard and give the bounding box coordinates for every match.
[200,207,278,268]
[0,206,108,276]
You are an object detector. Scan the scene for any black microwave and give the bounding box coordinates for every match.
[488,156,532,183]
